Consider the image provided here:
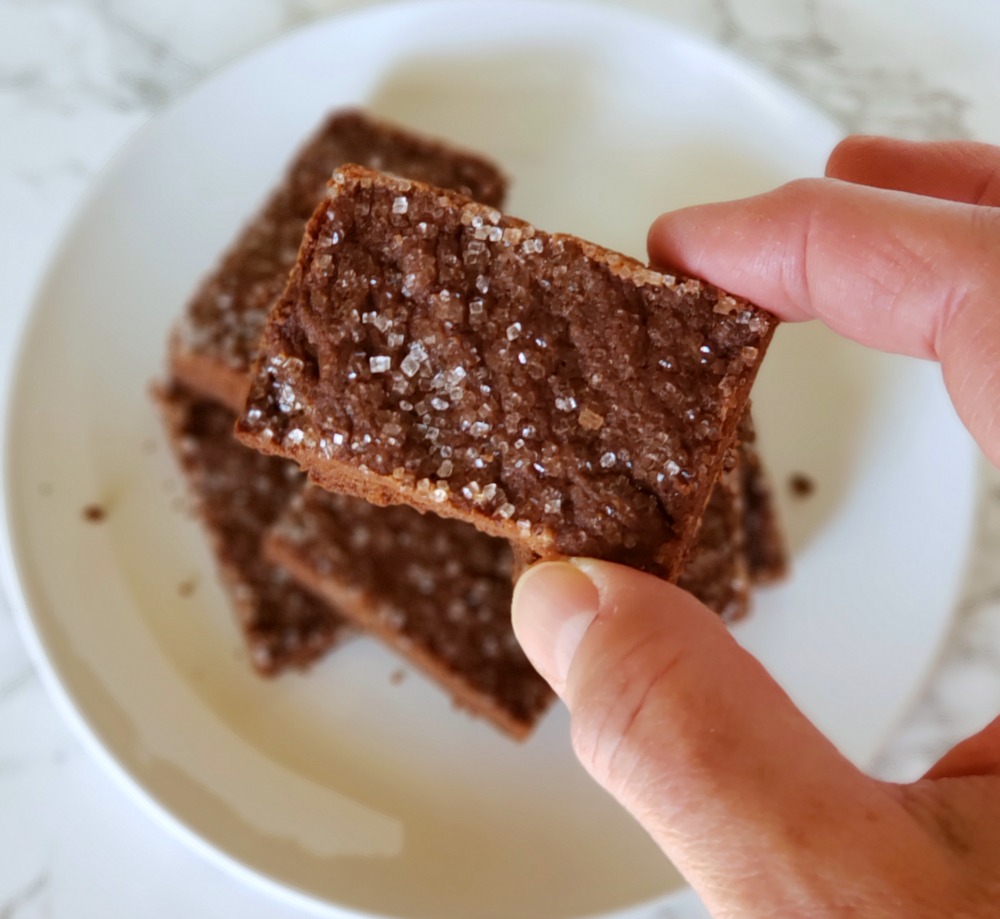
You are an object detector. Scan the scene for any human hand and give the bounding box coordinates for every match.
[511,136,1000,918]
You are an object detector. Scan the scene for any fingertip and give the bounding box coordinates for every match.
[569,556,708,619]
[646,206,700,275]
[646,201,745,285]
[825,134,886,179]
[511,560,600,692]
[646,182,822,323]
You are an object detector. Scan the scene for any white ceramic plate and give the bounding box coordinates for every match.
[0,2,978,918]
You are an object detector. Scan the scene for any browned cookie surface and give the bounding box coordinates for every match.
[264,485,553,739]
[237,166,777,580]
[171,110,508,411]
[158,382,348,674]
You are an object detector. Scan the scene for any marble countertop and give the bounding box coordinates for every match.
[2,0,1000,915]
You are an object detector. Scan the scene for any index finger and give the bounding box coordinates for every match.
[646,177,1000,464]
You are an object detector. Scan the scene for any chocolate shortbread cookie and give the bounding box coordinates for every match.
[264,485,553,739]
[677,447,749,621]
[158,382,348,674]
[237,166,777,579]
[739,412,788,584]
[171,111,508,411]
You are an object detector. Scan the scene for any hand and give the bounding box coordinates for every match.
[511,136,1000,918]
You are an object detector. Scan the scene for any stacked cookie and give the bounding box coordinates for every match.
[158,110,785,740]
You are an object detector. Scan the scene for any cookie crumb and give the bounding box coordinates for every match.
[789,473,815,498]
[178,578,198,598]
[390,668,407,686]
[82,504,106,523]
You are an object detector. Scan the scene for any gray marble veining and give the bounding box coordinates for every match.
[714,0,973,139]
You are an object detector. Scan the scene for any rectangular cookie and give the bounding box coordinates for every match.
[676,412,788,617]
[157,382,349,674]
[171,110,508,412]
[677,446,750,621]
[236,165,778,580]
[739,412,788,584]
[264,485,554,740]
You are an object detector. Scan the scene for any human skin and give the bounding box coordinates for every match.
[511,137,1000,918]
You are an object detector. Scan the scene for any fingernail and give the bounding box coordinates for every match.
[511,561,599,692]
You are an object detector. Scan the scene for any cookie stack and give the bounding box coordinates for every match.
[158,110,785,740]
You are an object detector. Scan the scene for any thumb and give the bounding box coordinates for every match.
[512,560,933,911]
